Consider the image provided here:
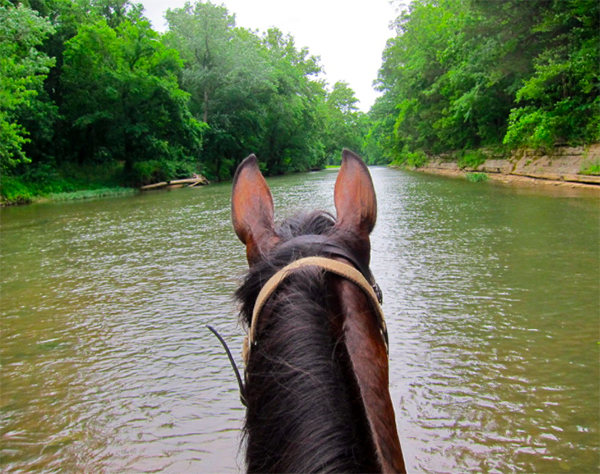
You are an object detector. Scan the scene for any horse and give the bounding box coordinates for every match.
[231,149,406,473]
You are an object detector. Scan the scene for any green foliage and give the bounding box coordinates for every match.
[372,0,599,162]
[466,172,489,182]
[47,187,135,201]
[164,3,330,178]
[2,0,370,203]
[0,161,128,205]
[0,3,55,169]
[61,18,205,184]
[504,0,599,147]
[457,149,487,169]
[391,148,428,168]
[322,81,364,165]
[0,174,35,204]
[252,27,326,175]
[580,160,600,176]
[0,173,133,205]
[128,159,197,185]
[363,96,399,164]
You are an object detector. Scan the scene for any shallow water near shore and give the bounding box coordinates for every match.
[1,167,598,473]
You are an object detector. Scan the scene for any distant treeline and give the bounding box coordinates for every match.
[1,0,368,203]
[371,0,599,167]
[1,0,598,204]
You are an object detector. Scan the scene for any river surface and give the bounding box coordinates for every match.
[1,167,598,473]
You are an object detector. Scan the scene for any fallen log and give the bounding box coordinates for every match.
[140,176,209,191]
[140,181,168,190]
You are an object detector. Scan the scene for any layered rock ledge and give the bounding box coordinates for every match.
[415,145,600,188]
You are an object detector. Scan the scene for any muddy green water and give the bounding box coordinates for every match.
[1,168,598,473]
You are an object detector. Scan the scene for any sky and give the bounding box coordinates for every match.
[137,0,401,112]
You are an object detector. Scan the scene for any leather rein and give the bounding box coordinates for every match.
[242,236,389,366]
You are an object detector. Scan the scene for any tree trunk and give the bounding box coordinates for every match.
[203,90,209,123]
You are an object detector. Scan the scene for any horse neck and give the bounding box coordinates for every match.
[243,270,380,473]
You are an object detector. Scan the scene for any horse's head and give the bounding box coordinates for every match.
[231,150,405,473]
[232,149,376,268]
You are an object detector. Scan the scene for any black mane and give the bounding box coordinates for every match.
[235,211,379,473]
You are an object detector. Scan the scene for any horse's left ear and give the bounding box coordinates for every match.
[333,149,377,238]
[232,155,279,266]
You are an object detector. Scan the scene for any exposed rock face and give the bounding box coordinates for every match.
[421,145,600,186]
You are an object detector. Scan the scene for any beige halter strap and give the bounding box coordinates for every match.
[242,256,388,365]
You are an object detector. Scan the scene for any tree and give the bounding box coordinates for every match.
[257,27,326,174]
[372,0,599,162]
[91,0,144,28]
[504,0,599,147]
[165,2,330,179]
[165,1,277,179]
[0,2,55,169]
[364,94,399,164]
[322,81,363,164]
[61,18,204,183]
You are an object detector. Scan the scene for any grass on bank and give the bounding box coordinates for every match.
[466,172,490,182]
[45,187,136,202]
[580,160,600,176]
[1,163,134,206]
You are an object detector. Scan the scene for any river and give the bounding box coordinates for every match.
[1,167,598,473]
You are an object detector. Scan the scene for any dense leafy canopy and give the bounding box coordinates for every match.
[1,0,597,203]
[1,0,364,201]
[375,0,599,164]
[61,19,205,181]
[0,2,55,168]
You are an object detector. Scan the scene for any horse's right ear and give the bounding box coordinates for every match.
[232,155,279,266]
[333,149,377,238]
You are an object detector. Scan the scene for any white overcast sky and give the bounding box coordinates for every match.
[138,0,402,112]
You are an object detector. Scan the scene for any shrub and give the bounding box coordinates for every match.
[392,148,428,168]
[466,172,489,182]
[0,175,34,204]
[127,160,197,186]
[458,150,487,169]
[48,188,135,201]
[580,160,600,176]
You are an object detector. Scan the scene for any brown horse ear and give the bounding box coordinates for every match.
[333,149,377,237]
[231,155,279,265]
[336,280,406,473]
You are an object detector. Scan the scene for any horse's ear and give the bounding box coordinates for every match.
[333,149,377,237]
[232,155,278,265]
[336,281,406,473]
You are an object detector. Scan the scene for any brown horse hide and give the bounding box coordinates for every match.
[231,150,406,473]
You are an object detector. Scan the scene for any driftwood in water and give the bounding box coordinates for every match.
[140,175,209,191]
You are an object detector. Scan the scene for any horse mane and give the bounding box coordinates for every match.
[235,211,380,473]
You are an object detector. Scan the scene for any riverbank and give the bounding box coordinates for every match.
[411,145,600,190]
[1,179,136,207]
[0,163,209,206]
[32,187,138,204]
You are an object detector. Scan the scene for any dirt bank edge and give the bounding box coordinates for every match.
[411,144,600,189]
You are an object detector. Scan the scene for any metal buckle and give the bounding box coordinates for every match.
[373,282,383,305]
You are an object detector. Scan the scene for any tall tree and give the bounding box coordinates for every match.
[257,27,326,174]
[165,1,329,179]
[61,18,204,183]
[165,1,276,179]
[504,0,599,147]
[373,0,599,163]
[0,2,55,169]
[322,81,363,164]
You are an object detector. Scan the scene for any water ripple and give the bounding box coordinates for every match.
[1,170,598,473]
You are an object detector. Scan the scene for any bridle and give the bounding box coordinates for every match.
[242,236,389,366]
[208,235,389,408]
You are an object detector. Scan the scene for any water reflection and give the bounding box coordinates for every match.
[1,169,598,473]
